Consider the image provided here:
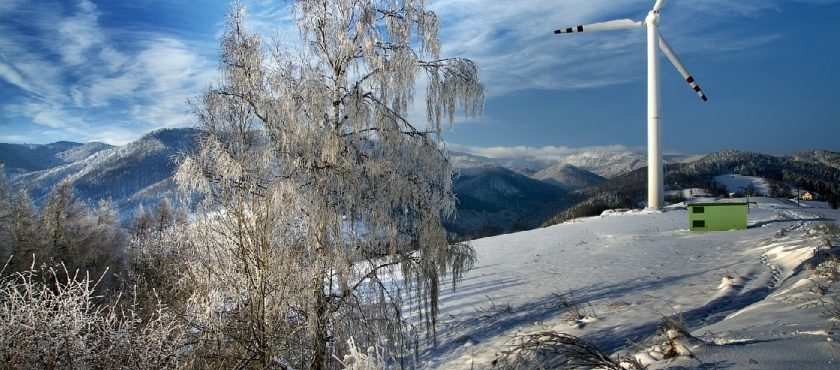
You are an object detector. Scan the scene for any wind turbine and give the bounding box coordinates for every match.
[554,0,707,209]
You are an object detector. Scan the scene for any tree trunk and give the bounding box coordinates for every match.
[310,232,328,370]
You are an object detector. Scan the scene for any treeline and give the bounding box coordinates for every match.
[1,175,124,287]
[0,164,190,368]
[0,167,184,282]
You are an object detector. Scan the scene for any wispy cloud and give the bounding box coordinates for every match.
[0,0,216,144]
[0,0,834,147]
[427,0,794,98]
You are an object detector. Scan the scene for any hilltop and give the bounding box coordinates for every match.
[425,196,840,369]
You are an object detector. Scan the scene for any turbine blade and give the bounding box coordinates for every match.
[653,0,669,12]
[554,19,643,35]
[659,35,708,102]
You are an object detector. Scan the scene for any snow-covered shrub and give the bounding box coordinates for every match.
[0,263,183,369]
[651,312,706,360]
[337,337,388,370]
[811,254,840,283]
[553,293,598,326]
[819,223,840,237]
[124,226,192,320]
[492,331,639,369]
[822,295,840,327]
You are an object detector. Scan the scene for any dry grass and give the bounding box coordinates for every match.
[492,331,641,370]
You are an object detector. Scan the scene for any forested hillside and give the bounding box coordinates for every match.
[544,150,840,225]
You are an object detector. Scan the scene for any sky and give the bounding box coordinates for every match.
[1,0,839,156]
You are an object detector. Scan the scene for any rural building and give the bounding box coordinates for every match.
[801,192,814,201]
[687,202,749,231]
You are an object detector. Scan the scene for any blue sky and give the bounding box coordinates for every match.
[1,0,839,156]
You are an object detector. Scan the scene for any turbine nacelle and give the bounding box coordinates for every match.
[645,10,660,27]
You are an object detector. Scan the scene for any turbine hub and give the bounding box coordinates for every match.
[645,10,660,26]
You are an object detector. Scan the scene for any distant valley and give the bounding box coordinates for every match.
[2,128,839,239]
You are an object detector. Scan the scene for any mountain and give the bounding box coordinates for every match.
[784,149,840,170]
[3,131,569,237]
[531,163,605,191]
[449,150,697,179]
[447,165,567,238]
[0,141,113,175]
[8,128,200,212]
[5,132,838,239]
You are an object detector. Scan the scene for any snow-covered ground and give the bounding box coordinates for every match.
[715,174,771,196]
[421,196,840,369]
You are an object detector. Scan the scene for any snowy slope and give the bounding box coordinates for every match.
[421,196,840,369]
[532,163,605,191]
[9,128,199,209]
[715,174,771,196]
[786,150,840,170]
[0,141,113,175]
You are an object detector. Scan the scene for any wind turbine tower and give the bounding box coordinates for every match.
[554,0,708,209]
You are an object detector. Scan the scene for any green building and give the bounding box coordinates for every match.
[687,202,749,231]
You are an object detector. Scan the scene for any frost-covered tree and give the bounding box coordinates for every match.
[35,179,122,289]
[41,178,87,259]
[152,198,174,232]
[0,165,12,263]
[175,1,483,368]
[131,204,154,237]
[9,189,43,273]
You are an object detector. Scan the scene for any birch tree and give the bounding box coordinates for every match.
[176,1,483,368]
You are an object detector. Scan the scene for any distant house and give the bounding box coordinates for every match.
[688,201,749,231]
[801,192,814,201]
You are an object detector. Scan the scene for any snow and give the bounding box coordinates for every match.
[419,195,840,369]
[715,174,771,196]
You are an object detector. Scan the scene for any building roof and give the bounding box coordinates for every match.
[687,202,750,207]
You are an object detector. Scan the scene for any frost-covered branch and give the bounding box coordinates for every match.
[174,1,483,368]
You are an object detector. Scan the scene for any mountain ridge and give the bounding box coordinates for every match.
[3,131,839,237]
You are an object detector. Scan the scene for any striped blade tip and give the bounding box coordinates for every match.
[554,26,583,34]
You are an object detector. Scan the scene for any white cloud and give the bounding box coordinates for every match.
[32,108,72,129]
[56,0,104,66]
[448,143,639,159]
[242,0,297,39]
[0,134,30,143]
[93,126,143,146]
[427,0,648,96]
[0,60,32,93]
[0,0,218,144]
[425,0,794,98]
[0,0,833,145]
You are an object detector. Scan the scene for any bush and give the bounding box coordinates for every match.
[0,262,183,369]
